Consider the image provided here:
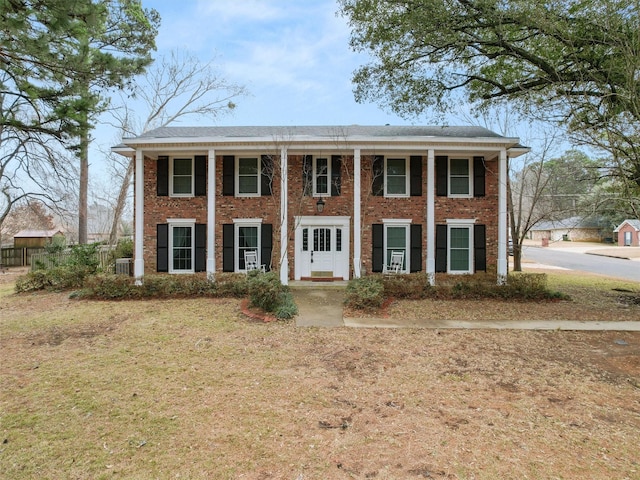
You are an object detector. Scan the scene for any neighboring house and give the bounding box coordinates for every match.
[613,219,640,246]
[14,229,65,248]
[530,216,610,243]
[113,125,528,284]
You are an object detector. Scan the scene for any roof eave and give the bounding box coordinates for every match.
[119,134,525,149]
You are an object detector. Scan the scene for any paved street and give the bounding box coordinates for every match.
[521,241,640,282]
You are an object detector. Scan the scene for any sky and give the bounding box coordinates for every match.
[92,0,548,175]
[143,0,410,126]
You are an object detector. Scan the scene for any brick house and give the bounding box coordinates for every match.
[613,219,640,246]
[113,126,528,284]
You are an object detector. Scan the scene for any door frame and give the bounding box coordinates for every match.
[294,216,350,280]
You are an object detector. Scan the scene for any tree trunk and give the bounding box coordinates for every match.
[513,245,522,271]
[108,158,133,245]
[78,126,89,245]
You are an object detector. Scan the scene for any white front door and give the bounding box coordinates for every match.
[295,216,350,280]
[310,227,334,275]
[625,231,632,246]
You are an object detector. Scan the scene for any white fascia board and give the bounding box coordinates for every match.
[120,134,525,150]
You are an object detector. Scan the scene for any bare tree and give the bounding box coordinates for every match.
[0,79,77,249]
[508,134,560,271]
[105,50,247,244]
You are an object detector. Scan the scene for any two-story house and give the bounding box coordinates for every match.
[113,125,528,285]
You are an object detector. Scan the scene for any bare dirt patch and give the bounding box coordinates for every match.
[1,283,640,479]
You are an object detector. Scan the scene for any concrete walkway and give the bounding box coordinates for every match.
[290,283,640,331]
[291,285,345,327]
[289,243,640,330]
[343,317,640,331]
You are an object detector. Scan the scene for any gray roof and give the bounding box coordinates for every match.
[613,219,640,232]
[532,216,609,231]
[132,125,506,141]
[15,229,64,238]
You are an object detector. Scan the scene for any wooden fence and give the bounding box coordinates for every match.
[1,247,45,267]
[30,248,113,271]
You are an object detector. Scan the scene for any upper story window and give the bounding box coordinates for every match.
[303,155,341,197]
[449,158,471,196]
[171,158,194,196]
[236,157,260,196]
[436,155,484,198]
[385,157,408,196]
[372,155,421,197]
[313,157,330,196]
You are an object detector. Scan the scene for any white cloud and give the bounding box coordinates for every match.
[195,0,287,22]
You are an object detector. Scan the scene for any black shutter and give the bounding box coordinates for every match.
[261,223,273,272]
[331,155,342,196]
[473,156,485,197]
[372,224,384,272]
[474,224,487,272]
[157,224,169,272]
[435,224,447,273]
[261,155,273,196]
[222,224,234,272]
[410,224,422,272]
[222,155,235,196]
[436,156,448,196]
[372,155,384,196]
[302,155,312,196]
[157,156,169,197]
[195,224,206,272]
[410,156,422,196]
[195,155,207,196]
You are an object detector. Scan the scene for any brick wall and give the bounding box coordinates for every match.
[140,153,501,276]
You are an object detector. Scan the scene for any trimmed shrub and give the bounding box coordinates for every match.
[15,265,93,293]
[246,271,285,312]
[344,275,384,310]
[213,273,249,297]
[274,291,299,319]
[383,273,434,299]
[82,273,142,299]
[504,273,567,300]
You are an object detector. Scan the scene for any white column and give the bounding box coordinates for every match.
[134,148,144,283]
[497,149,508,284]
[279,147,289,285]
[353,148,361,278]
[206,149,216,280]
[426,149,436,285]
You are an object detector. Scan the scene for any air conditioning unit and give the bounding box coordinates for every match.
[115,258,132,276]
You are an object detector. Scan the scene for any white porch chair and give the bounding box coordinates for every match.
[244,250,265,272]
[383,250,405,276]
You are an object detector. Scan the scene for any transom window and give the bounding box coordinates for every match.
[449,158,471,196]
[171,158,193,196]
[237,157,260,196]
[385,158,408,196]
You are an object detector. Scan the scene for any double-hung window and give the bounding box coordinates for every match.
[235,219,261,271]
[237,157,260,196]
[447,221,474,274]
[313,157,330,196]
[169,221,195,273]
[449,158,471,197]
[385,158,408,196]
[384,220,410,273]
[171,158,193,196]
